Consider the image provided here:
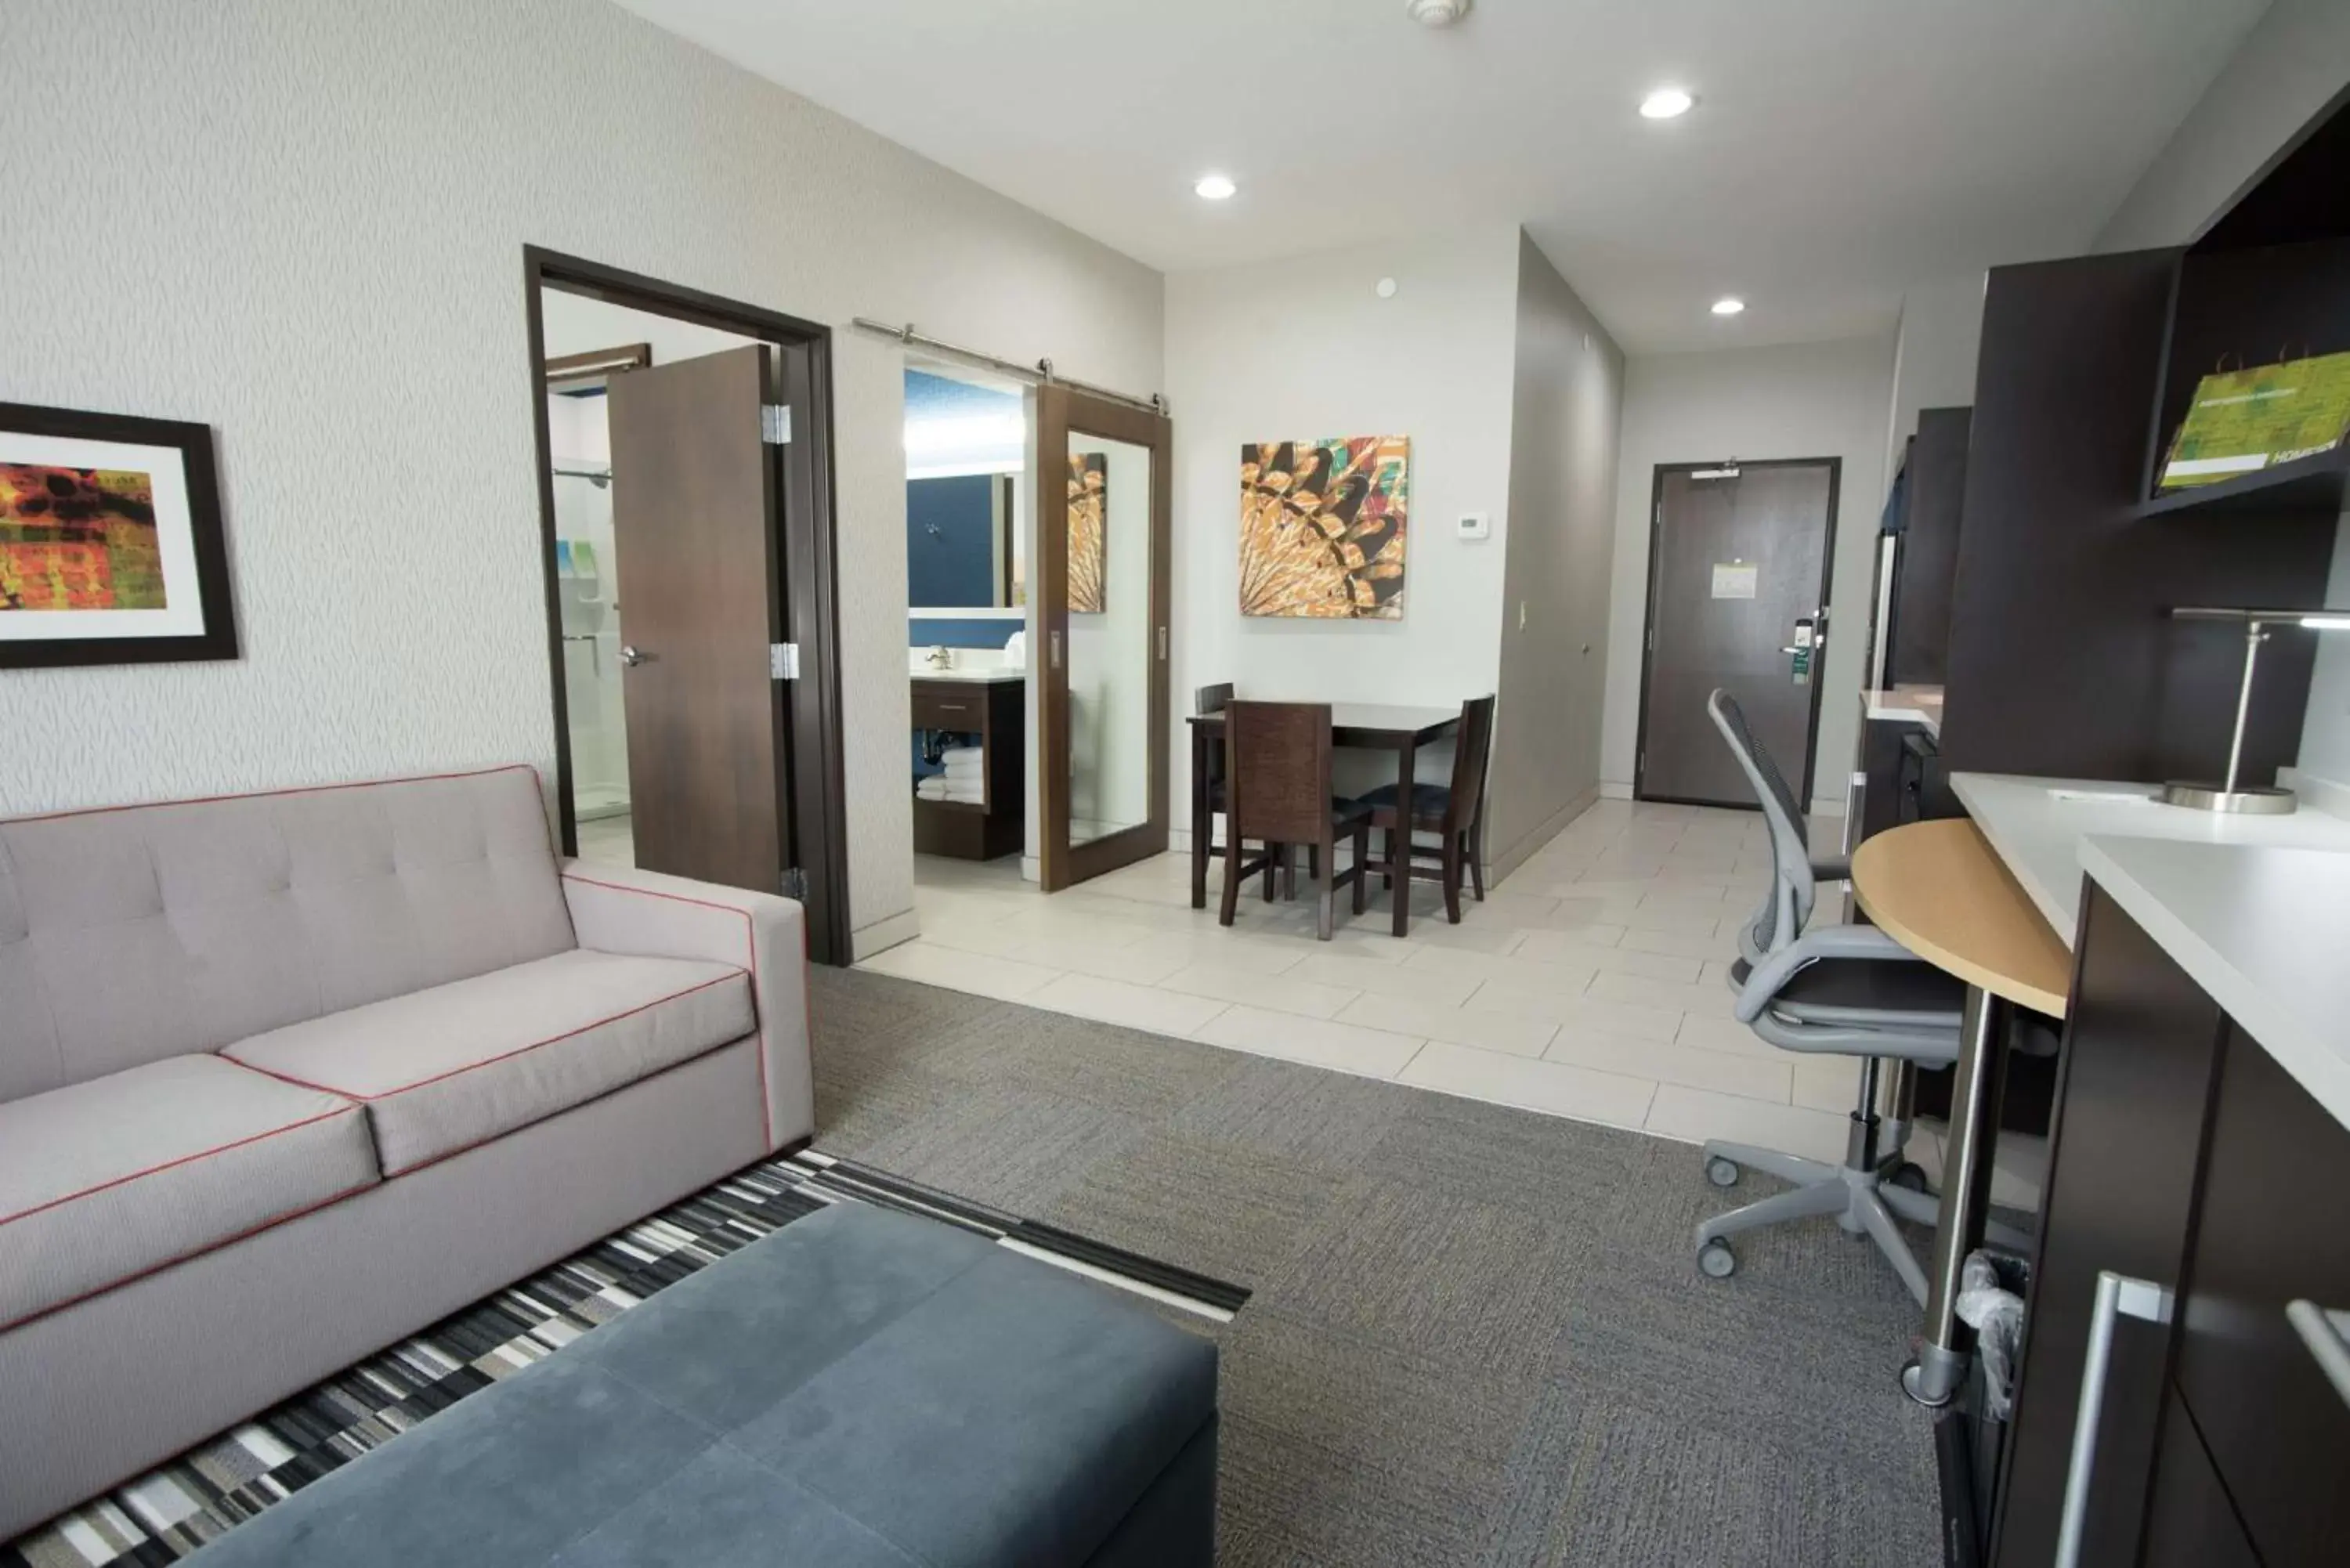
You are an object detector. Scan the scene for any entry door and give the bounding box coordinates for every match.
[1636,459,1838,808]
[606,345,792,894]
[1037,385,1172,891]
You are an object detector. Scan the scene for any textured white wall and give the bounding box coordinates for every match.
[1600,336,1896,810]
[0,0,1161,947]
[1164,229,1522,799]
[1488,233,1623,873]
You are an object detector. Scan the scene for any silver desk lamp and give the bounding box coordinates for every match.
[2164,606,2350,814]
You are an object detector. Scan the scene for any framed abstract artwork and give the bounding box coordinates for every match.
[1068,451,1107,613]
[0,402,237,668]
[1238,435,1408,619]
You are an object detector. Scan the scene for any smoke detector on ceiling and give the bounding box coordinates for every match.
[1405,0,1470,27]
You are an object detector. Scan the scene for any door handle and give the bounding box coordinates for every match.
[2287,1299,2350,1411]
[619,645,651,668]
[2056,1270,2172,1568]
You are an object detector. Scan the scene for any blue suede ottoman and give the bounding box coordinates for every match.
[184,1201,1219,1567]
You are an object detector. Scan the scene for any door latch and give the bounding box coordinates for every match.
[1781,617,1817,685]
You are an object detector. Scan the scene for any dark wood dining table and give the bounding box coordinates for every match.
[1185,702,1462,936]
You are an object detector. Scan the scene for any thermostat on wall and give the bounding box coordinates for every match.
[1455,511,1491,541]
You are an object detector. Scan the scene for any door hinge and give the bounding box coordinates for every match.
[781,866,808,901]
[761,404,792,445]
[770,642,800,680]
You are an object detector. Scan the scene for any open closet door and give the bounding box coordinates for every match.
[605,345,794,895]
[1036,385,1172,891]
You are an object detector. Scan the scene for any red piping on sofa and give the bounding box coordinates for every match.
[560,873,777,1150]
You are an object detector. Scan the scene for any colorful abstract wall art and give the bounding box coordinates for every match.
[1238,436,1408,620]
[1068,452,1108,613]
[0,403,237,667]
[0,464,166,612]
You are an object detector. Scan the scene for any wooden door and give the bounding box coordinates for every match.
[1036,385,1172,891]
[606,345,790,894]
[1636,460,1838,807]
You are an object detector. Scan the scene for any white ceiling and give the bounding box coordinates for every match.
[613,0,2268,353]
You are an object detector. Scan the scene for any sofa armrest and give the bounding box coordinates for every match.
[558,860,812,1154]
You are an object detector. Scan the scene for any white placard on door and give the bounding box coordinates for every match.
[1710,562,1759,600]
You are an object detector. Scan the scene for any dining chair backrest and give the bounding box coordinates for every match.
[1196,683,1235,787]
[1225,701,1333,847]
[1445,695,1498,829]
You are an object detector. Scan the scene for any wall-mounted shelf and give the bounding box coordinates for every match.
[2137,445,2350,519]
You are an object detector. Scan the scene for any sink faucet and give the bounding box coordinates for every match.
[924,645,953,670]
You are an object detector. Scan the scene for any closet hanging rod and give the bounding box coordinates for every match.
[850,317,1167,416]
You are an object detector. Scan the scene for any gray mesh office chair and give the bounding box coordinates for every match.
[1694,690,2000,1304]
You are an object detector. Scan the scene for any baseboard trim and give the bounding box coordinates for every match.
[1489,786,1600,885]
[850,908,921,963]
[1599,780,1633,800]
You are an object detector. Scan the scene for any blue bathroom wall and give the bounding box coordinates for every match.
[907,475,998,607]
[909,616,1020,649]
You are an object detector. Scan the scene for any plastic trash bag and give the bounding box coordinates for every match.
[1956,1250,2025,1421]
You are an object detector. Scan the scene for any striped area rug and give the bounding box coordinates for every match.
[3,1150,1245,1568]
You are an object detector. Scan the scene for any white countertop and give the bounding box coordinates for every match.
[1861,684,1943,739]
[1949,771,2350,945]
[909,667,1026,685]
[2081,836,2350,1131]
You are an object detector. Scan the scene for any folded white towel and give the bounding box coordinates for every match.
[916,777,985,803]
[940,746,984,766]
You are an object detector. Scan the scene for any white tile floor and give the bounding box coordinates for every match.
[861,798,2046,1209]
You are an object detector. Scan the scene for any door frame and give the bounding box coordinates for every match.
[522,245,852,966]
[1631,456,1842,811]
[1035,383,1173,891]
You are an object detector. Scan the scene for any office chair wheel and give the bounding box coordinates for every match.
[1705,1156,1741,1188]
[1697,1240,1737,1279]
[1889,1161,1931,1194]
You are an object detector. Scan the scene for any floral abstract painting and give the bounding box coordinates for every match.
[1238,436,1408,619]
[1068,452,1107,613]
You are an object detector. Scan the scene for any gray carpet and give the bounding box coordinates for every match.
[809,966,1940,1566]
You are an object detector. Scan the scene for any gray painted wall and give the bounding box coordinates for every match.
[0,0,1163,950]
[1488,234,1624,873]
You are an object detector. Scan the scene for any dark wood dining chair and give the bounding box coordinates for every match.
[1361,695,1496,930]
[1220,701,1372,941]
[1196,681,1278,904]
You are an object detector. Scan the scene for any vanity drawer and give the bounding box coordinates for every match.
[2172,1022,2350,1566]
[911,682,987,731]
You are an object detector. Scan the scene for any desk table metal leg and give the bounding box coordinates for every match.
[1904,983,2010,1407]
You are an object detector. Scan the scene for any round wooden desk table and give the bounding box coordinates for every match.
[1852,818,2073,1407]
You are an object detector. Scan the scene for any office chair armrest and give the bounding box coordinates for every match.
[1808,854,1850,883]
[1732,923,1926,1025]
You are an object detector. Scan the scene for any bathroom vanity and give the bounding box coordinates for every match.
[911,669,1025,860]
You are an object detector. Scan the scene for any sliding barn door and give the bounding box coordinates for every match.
[1036,385,1172,891]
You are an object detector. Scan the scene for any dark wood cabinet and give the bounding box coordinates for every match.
[1989,889,2350,1567]
[2171,1023,2350,1566]
[910,676,1025,861]
[2140,1392,2258,1568]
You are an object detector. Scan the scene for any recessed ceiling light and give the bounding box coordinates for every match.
[1193,174,1236,201]
[1640,87,1695,120]
[1711,296,1746,316]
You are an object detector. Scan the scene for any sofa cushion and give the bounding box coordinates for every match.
[0,765,577,1104]
[224,950,755,1176]
[0,1056,378,1331]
